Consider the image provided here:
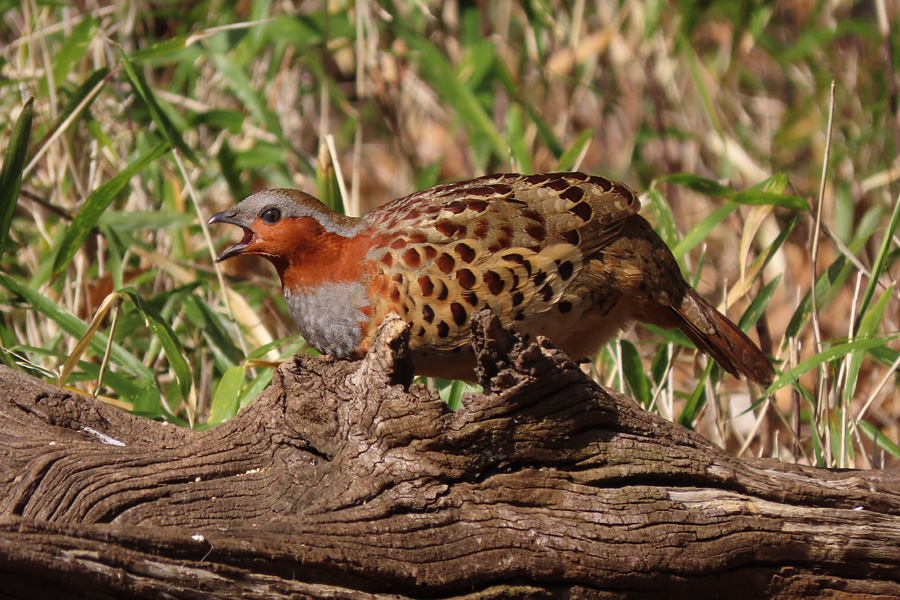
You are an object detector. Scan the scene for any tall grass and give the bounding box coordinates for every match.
[0,1,897,466]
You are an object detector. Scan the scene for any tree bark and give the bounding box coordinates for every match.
[0,313,898,600]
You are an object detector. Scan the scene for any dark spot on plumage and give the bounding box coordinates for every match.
[403,248,421,267]
[401,303,409,315]
[422,305,435,323]
[423,204,441,214]
[504,253,532,275]
[464,185,495,197]
[560,186,584,202]
[417,326,426,336]
[390,287,401,302]
[593,176,612,191]
[510,272,520,289]
[423,246,438,259]
[539,283,554,302]
[525,223,546,242]
[446,200,467,214]
[562,230,580,245]
[380,253,394,267]
[558,300,572,314]
[569,172,590,181]
[547,177,570,191]
[533,271,547,287]
[451,302,467,326]
[473,222,489,239]
[571,201,593,222]
[437,321,450,338]
[437,253,455,274]
[467,198,489,212]
[484,270,504,295]
[458,268,476,290]
[639,281,647,291]
[522,209,544,223]
[437,282,449,301]
[514,311,525,321]
[390,238,406,250]
[512,291,525,307]
[435,220,459,237]
[418,276,434,296]
[409,231,427,244]
[501,225,513,237]
[452,346,463,353]
[392,273,404,283]
[404,208,422,221]
[463,291,479,306]
[524,173,553,185]
[456,242,476,263]
[612,182,632,200]
[558,260,574,280]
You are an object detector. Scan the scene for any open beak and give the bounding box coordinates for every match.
[208,210,255,262]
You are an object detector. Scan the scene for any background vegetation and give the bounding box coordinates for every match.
[1,0,898,469]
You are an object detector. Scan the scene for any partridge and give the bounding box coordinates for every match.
[209,172,774,386]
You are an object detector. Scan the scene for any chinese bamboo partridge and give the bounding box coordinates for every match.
[209,172,774,386]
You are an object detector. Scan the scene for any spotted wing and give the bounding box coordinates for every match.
[363,172,641,350]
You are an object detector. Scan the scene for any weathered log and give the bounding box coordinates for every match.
[0,313,898,599]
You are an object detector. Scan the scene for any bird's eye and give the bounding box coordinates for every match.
[260,207,281,224]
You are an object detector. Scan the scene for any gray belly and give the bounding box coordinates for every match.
[284,281,369,357]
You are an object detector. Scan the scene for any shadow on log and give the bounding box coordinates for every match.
[0,312,899,599]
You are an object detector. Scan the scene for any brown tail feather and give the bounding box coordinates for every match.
[671,289,774,387]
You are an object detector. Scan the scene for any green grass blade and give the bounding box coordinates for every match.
[748,215,800,275]
[844,287,892,404]
[0,273,153,378]
[620,340,650,406]
[738,274,781,331]
[52,142,169,274]
[239,369,274,408]
[403,34,508,162]
[678,361,716,428]
[316,157,345,215]
[726,189,808,211]
[507,104,533,173]
[555,129,594,172]
[858,420,900,460]
[854,191,900,334]
[123,288,193,405]
[646,188,680,248]
[520,101,564,158]
[41,67,111,144]
[782,257,850,343]
[129,35,192,63]
[768,335,900,394]
[671,203,736,260]
[656,173,733,197]
[51,17,98,87]
[210,51,288,149]
[120,52,197,163]
[208,365,246,424]
[0,97,33,258]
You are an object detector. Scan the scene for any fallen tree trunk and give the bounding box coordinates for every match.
[0,313,898,600]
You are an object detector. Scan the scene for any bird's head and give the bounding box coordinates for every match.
[208,189,367,284]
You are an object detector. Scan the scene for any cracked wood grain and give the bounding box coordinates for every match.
[0,313,898,599]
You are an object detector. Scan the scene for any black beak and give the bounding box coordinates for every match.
[208,210,255,262]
